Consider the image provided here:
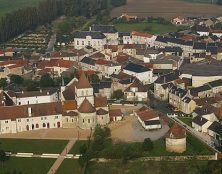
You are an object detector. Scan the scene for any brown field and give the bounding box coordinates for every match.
[111,0,222,19]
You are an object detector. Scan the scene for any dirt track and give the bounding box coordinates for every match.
[111,0,222,19]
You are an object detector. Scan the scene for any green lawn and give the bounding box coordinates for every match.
[0,0,43,18]
[180,0,215,4]
[114,22,187,34]
[56,159,82,174]
[0,138,68,154]
[96,134,213,159]
[178,117,192,127]
[145,133,214,156]
[86,160,207,174]
[0,157,55,174]
[69,140,88,155]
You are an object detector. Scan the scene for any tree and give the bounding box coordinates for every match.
[10,75,24,85]
[39,74,55,87]
[0,78,7,88]
[112,90,124,100]
[142,138,153,151]
[0,150,9,167]
[89,74,100,83]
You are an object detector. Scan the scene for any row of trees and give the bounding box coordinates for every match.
[0,0,126,43]
[0,0,64,43]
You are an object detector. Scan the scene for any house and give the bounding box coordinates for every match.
[90,24,118,45]
[111,71,134,91]
[91,79,113,99]
[118,13,137,21]
[0,102,63,134]
[154,70,180,100]
[192,115,211,132]
[135,106,161,130]
[95,59,121,78]
[109,109,123,121]
[208,121,222,147]
[211,30,222,38]
[192,106,218,133]
[7,89,59,105]
[38,59,77,76]
[196,26,210,36]
[123,63,153,84]
[124,79,148,102]
[73,31,107,51]
[119,32,132,44]
[80,57,97,71]
[172,16,186,25]
[131,31,156,47]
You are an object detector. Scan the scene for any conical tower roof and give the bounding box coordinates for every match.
[78,98,95,113]
[76,71,92,89]
[166,123,186,139]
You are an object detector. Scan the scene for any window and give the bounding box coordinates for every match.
[86,90,88,96]
[88,41,90,46]
[77,40,79,45]
[72,119,74,122]
[27,119,29,122]
[88,119,90,123]
[82,41,84,45]
[82,90,84,96]
[41,117,44,120]
[55,116,58,119]
[5,120,8,123]
[83,119,84,123]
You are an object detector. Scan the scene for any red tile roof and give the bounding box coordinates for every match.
[76,71,92,89]
[109,109,122,117]
[95,59,109,65]
[95,97,108,107]
[78,99,96,113]
[136,107,159,121]
[132,31,154,38]
[166,123,186,139]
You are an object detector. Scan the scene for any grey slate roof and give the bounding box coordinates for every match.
[144,120,161,126]
[192,116,208,126]
[74,31,106,39]
[155,70,180,84]
[179,59,222,76]
[91,24,117,33]
[124,63,150,73]
[208,121,222,135]
[190,84,211,97]
[81,57,96,66]
[208,79,222,88]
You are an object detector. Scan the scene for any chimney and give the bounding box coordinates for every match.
[28,107,32,117]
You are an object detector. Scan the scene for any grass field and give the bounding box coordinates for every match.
[178,117,192,127]
[114,22,186,34]
[0,157,55,174]
[0,138,68,154]
[111,0,222,19]
[0,0,43,18]
[56,159,82,174]
[86,160,207,174]
[69,140,88,155]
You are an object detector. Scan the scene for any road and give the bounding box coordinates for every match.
[46,34,56,52]
[47,139,76,174]
[148,92,219,153]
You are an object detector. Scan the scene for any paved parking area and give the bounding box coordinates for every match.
[109,115,169,142]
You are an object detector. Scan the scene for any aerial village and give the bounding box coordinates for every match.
[0,14,222,161]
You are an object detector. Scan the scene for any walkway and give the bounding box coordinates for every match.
[47,139,76,174]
